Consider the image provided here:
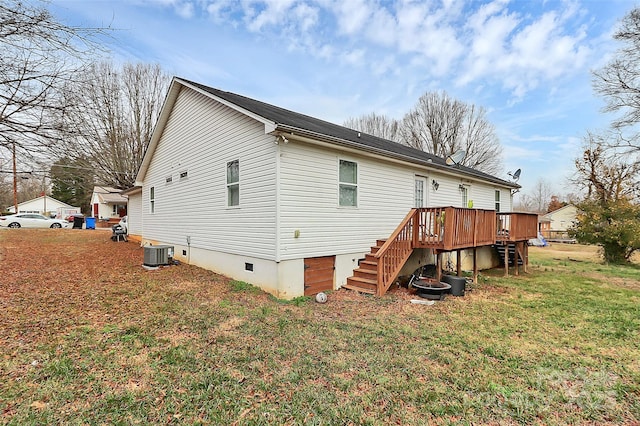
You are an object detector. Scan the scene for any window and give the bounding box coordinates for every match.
[495,190,501,212]
[150,186,155,214]
[414,178,425,208]
[460,185,469,207]
[339,160,357,207]
[227,160,239,207]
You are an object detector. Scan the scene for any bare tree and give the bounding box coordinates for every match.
[592,7,640,136]
[56,61,170,189]
[520,178,554,213]
[571,132,640,204]
[399,91,502,174]
[343,113,400,142]
[0,0,104,158]
[345,91,503,174]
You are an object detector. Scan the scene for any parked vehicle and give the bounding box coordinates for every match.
[118,215,127,232]
[0,214,69,229]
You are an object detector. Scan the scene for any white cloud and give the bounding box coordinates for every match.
[333,0,373,36]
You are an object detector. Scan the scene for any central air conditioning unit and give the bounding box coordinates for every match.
[143,245,173,267]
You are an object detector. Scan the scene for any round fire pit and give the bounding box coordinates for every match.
[411,278,451,300]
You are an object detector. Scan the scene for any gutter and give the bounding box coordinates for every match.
[273,125,520,189]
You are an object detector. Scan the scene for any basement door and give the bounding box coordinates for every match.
[304,256,335,296]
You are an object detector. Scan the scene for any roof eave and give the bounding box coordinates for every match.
[275,124,519,189]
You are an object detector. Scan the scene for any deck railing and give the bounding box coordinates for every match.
[496,212,539,242]
[374,209,417,296]
[439,207,496,250]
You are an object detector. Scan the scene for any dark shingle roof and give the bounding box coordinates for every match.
[179,78,517,188]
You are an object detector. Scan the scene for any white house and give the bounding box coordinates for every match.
[91,186,127,220]
[134,77,521,299]
[542,204,578,241]
[121,186,142,242]
[7,195,79,218]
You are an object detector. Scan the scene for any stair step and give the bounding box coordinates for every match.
[370,246,380,254]
[359,260,378,271]
[353,268,377,279]
[364,253,377,263]
[346,276,378,292]
[376,239,387,247]
[343,283,376,295]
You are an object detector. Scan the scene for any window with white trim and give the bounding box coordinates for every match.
[150,186,155,214]
[339,159,357,207]
[461,185,469,207]
[227,160,239,207]
[495,190,501,212]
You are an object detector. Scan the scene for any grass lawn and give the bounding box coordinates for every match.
[1,230,639,425]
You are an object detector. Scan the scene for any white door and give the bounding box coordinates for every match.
[414,177,428,208]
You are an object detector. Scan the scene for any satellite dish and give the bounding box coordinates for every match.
[508,168,521,181]
[445,150,466,166]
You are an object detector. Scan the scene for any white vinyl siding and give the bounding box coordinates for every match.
[127,191,142,236]
[278,142,414,260]
[142,88,277,260]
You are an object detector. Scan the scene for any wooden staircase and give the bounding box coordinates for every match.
[342,208,538,297]
[343,240,386,294]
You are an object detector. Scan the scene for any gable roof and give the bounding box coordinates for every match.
[543,204,578,219]
[137,77,518,189]
[7,195,77,211]
[92,186,127,204]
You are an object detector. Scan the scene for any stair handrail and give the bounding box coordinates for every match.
[374,209,418,296]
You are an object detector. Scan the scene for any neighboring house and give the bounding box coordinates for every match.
[121,186,142,242]
[7,195,79,218]
[541,205,578,241]
[134,77,521,299]
[91,186,127,220]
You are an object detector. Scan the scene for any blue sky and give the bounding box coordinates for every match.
[48,0,634,199]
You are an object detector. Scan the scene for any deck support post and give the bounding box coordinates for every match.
[473,247,478,283]
[504,243,509,277]
[523,243,529,273]
[436,251,442,282]
[513,243,519,276]
[456,250,462,276]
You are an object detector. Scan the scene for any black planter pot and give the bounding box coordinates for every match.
[411,279,451,300]
[442,275,466,296]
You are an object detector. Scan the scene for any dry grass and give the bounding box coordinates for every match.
[1,230,639,425]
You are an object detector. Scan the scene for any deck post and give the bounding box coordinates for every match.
[436,251,442,282]
[456,250,462,276]
[523,243,529,273]
[473,247,478,284]
[514,243,520,276]
[504,243,509,277]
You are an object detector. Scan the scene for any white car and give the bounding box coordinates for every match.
[0,214,69,229]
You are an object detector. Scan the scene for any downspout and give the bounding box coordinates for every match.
[275,142,281,264]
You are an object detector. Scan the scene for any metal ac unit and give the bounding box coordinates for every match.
[143,245,173,266]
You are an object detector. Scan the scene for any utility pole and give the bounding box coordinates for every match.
[12,143,18,213]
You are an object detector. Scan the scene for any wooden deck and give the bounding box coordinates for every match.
[354,207,538,296]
